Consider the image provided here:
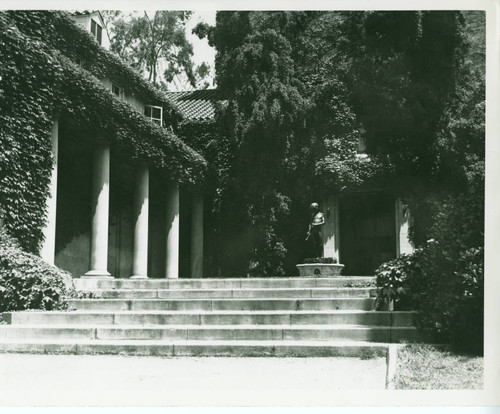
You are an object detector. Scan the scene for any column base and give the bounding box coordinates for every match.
[82,270,113,278]
[130,274,149,279]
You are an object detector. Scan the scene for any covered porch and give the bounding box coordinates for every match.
[39,119,205,279]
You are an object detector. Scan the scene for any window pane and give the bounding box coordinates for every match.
[91,19,96,36]
[144,106,151,117]
[152,107,161,119]
[97,25,102,45]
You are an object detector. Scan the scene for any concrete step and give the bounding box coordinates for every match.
[88,287,377,300]
[74,276,376,291]
[3,310,415,326]
[67,298,377,311]
[0,324,420,342]
[0,338,390,357]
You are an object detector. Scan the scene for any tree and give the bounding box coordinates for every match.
[102,10,210,89]
[199,11,372,275]
[195,11,483,277]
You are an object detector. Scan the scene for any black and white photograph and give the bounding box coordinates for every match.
[0,0,498,408]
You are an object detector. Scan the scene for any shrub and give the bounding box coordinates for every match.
[0,228,73,312]
[374,252,419,310]
[375,238,483,354]
[408,242,483,354]
[303,257,338,264]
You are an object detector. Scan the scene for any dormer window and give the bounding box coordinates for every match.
[144,105,163,126]
[112,83,123,99]
[90,19,102,45]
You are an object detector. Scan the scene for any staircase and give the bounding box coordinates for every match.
[0,276,419,357]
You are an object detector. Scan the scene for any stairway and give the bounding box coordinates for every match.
[0,276,419,357]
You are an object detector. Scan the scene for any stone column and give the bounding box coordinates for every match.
[322,195,340,260]
[395,198,414,257]
[130,165,149,279]
[85,141,111,277]
[40,119,59,265]
[165,184,180,278]
[190,193,204,278]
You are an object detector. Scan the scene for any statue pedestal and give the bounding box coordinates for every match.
[296,263,344,277]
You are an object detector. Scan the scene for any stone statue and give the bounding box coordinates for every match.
[306,202,325,258]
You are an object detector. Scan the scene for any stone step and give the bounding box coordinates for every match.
[3,310,415,326]
[74,276,376,291]
[88,287,377,300]
[67,298,377,311]
[0,338,390,357]
[0,324,420,342]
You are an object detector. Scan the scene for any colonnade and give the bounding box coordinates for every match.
[40,120,203,279]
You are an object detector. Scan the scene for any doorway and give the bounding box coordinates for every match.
[339,192,396,275]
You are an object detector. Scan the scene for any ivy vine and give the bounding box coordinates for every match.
[0,11,206,253]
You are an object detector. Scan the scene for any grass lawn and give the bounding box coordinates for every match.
[394,344,483,389]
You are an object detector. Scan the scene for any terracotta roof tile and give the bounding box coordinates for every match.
[165,89,220,121]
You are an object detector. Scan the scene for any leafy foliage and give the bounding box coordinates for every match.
[200,12,385,276]
[0,228,72,312]
[374,253,416,311]
[198,11,473,276]
[104,11,211,89]
[0,11,206,252]
[9,11,183,118]
[193,11,484,352]
[376,242,483,355]
[303,257,338,264]
[408,242,483,354]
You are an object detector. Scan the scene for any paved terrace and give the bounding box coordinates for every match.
[0,354,386,406]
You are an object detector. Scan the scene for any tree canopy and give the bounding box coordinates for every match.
[192,11,484,276]
[102,11,211,89]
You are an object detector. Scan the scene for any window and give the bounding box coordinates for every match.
[112,83,123,99]
[90,19,102,45]
[144,105,163,126]
[357,128,367,153]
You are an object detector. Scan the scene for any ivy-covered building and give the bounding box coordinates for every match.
[0,10,415,279]
[0,11,207,279]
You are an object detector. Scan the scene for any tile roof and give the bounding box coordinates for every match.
[165,89,220,121]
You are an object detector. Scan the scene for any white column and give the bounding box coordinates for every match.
[395,198,414,257]
[323,195,340,260]
[85,142,111,277]
[165,184,180,278]
[40,119,59,264]
[130,165,149,279]
[190,193,204,278]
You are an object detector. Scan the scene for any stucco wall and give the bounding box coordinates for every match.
[100,78,145,115]
[72,13,111,50]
